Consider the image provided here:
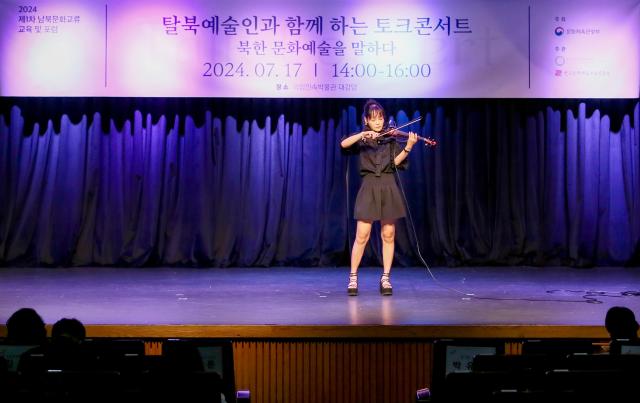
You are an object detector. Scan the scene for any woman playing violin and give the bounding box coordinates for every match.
[340,99,418,296]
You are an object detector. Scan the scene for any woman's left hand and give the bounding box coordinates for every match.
[407,131,418,147]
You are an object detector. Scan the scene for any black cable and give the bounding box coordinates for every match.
[391,146,477,298]
[390,128,635,305]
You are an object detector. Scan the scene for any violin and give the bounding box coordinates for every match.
[369,116,437,147]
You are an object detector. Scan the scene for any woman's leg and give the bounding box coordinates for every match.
[380,220,396,295]
[348,220,372,295]
[351,220,372,274]
[380,220,396,275]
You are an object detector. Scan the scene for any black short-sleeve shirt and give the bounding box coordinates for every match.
[342,132,408,176]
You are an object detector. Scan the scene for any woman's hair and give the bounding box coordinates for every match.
[362,99,386,127]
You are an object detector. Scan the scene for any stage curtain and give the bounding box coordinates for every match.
[0,99,638,267]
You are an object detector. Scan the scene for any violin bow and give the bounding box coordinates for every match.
[374,116,437,147]
[380,116,423,136]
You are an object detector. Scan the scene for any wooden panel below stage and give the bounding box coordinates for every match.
[233,340,432,403]
[1,324,610,339]
[78,324,609,339]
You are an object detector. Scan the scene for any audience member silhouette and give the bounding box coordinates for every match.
[605,306,639,355]
[5,307,47,345]
[51,318,86,346]
[605,306,639,341]
[19,317,95,372]
[2,308,47,372]
[49,318,94,369]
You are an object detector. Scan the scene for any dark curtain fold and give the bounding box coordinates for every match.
[0,98,638,267]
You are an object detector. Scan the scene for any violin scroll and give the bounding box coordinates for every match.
[422,137,437,147]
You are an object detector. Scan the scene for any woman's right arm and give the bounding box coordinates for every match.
[341,131,377,148]
[340,132,363,148]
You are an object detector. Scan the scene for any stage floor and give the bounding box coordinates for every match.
[1,266,639,339]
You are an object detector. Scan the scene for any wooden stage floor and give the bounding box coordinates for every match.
[1,266,639,339]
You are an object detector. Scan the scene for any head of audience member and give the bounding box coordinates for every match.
[51,318,86,346]
[5,307,47,345]
[605,306,639,340]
